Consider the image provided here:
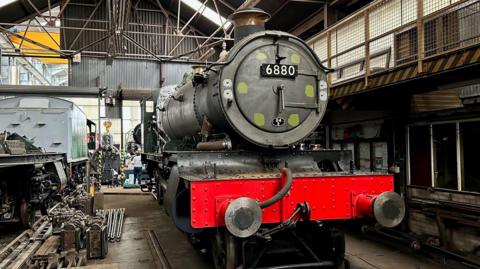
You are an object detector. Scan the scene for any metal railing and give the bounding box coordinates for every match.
[307,0,480,87]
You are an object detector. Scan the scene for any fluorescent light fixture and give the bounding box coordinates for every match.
[0,0,17,8]
[181,0,231,29]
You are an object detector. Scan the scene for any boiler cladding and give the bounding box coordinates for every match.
[157,30,330,148]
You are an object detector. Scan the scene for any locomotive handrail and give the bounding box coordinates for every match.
[205,31,335,74]
[259,167,293,209]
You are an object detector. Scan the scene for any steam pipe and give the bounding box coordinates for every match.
[196,139,232,151]
[259,167,293,209]
[223,167,293,237]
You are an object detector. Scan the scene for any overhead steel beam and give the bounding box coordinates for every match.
[146,0,208,37]
[130,4,158,56]
[155,0,175,26]
[0,21,232,40]
[16,58,51,85]
[212,0,228,36]
[168,39,223,61]
[181,18,229,57]
[48,0,52,19]
[180,0,210,34]
[238,0,263,9]
[123,33,163,61]
[168,30,190,55]
[218,0,235,11]
[33,17,61,48]
[0,26,68,56]
[68,0,105,50]
[270,1,291,18]
[170,0,262,59]
[0,85,99,97]
[323,3,336,29]
[18,19,32,49]
[289,0,326,3]
[25,0,51,25]
[21,0,60,48]
[177,0,181,32]
[70,33,111,55]
[289,6,325,36]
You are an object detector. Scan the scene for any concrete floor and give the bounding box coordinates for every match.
[346,234,440,269]
[84,191,444,269]
[101,186,151,195]
[88,192,210,269]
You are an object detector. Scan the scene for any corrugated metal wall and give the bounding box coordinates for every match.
[162,63,192,86]
[63,0,202,58]
[70,57,161,89]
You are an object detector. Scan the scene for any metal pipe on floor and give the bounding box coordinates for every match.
[110,209,118,241]
[116,208,125,241]
[107,209,113,239]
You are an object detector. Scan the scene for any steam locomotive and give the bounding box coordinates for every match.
[0,96,96,227]
[142,8,405,269]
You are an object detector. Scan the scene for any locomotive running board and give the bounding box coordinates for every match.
[173,149,353,181]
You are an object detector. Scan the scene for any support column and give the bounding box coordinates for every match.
[364,10,370,87]
[417,0,424,73]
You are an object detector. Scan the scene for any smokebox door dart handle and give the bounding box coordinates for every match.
[276,84,285,115]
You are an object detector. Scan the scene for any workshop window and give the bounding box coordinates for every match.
[408,120,480,193]
[332,141,388,173]
[432,123,457,190]
[460,121,480,192]
[409,125,431,187]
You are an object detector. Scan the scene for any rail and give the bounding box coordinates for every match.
[0,217,51,269]
[307,0,480,88]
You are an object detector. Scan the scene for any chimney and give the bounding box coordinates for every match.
[229,8,270,43]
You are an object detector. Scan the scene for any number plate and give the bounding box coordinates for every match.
[260,64,298,78]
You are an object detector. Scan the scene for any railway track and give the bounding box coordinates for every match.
[0,216,51,269]
[145,229,173,269]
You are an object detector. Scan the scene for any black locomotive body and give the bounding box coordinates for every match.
[142,8,405,269]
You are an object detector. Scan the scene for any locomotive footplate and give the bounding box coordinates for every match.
[174,149,353,181]
[164,150,405,232]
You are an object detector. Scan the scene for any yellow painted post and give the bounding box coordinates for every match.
[364,10,370,87]
[327,31,332,88]
[417,0,425,73]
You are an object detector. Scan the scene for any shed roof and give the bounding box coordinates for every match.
[0,0,372,41]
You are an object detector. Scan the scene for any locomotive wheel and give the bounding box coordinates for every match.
[211,229,237,269]
[154,169,164,205]
[20,199,35,228]
[156,180,164,205]
[40,201,48,216]
[306,224,346,268]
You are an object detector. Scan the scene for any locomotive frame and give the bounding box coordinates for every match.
[0,152,68,227]
[0,96,97,228]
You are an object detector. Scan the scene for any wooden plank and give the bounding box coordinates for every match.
[33,236,60,257]
[78,263,120,268]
